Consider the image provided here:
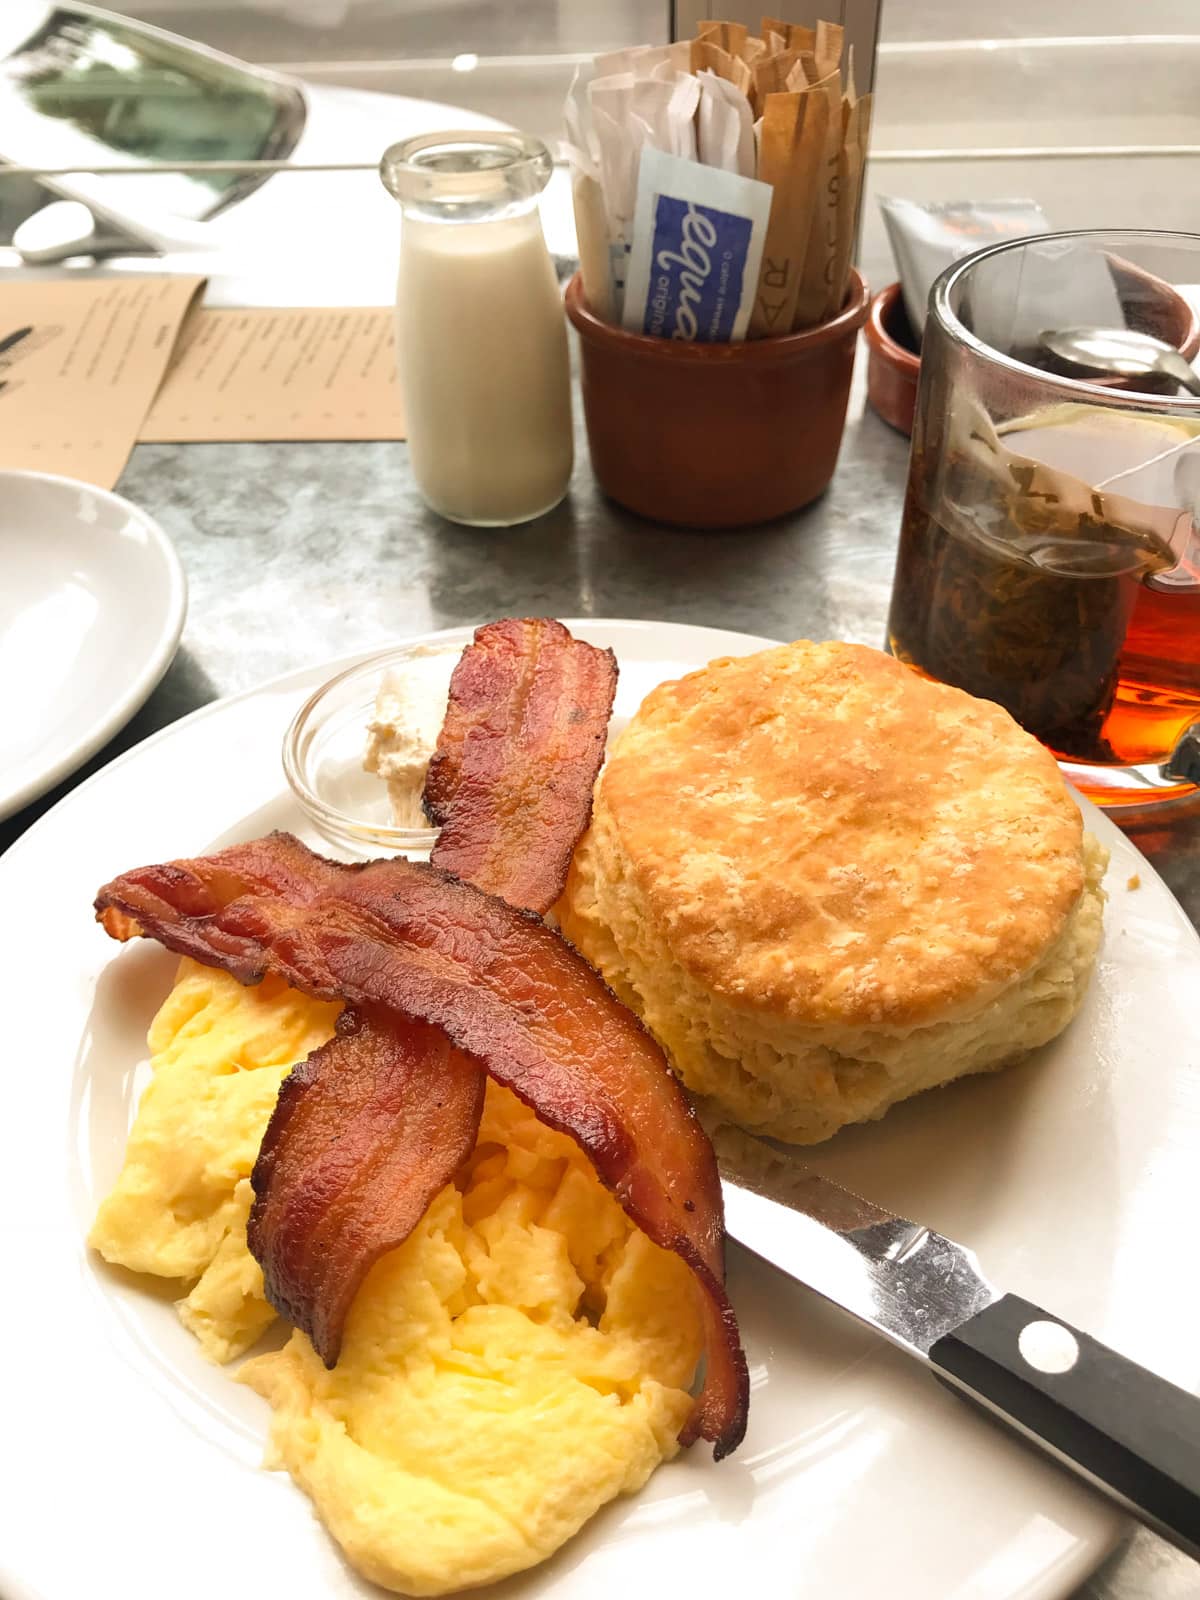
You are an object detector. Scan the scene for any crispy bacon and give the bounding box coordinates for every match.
[246,1008,484,1362]
[423,618,617,913]
[93,831,346,946]
[96,836,749,1458]
[96,835,488,1365]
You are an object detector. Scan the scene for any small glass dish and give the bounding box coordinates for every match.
[283,641,462,858]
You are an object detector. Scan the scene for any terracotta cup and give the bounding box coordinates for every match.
[565,270,871,528]
[864,280,921,436]
[865,259,1200,439]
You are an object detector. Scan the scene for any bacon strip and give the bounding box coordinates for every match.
[247,1008,484,1362]
[424,618,617,913]
[96,836,749,1458]
[94,831,347,946]
[99,837,488,1361]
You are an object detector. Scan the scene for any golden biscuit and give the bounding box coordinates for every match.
[560,641,1106,1143]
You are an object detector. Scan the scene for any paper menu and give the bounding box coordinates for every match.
[0,280,408,483]
[0,274,205,490]
[140,306,406,443]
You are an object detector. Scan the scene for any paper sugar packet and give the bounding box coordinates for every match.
[622,148,772,342]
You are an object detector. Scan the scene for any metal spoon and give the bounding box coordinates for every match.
[1040,325,1200,397]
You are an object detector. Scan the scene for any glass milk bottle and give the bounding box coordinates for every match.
[380,131,573,527]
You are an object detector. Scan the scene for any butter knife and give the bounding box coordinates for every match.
[722,1158,1200,1557]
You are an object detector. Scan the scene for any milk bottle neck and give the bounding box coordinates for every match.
[380,131,552,227]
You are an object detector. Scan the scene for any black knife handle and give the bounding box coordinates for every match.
[929,1294,1200,1559]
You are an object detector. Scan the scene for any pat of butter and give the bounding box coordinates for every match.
[363,647,453,829]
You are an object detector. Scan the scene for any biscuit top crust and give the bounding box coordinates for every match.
[596,641,1086,1028]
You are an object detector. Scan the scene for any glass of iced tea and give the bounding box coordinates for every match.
[887,230,1200,807]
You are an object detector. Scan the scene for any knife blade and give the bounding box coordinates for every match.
[721,1152,1200,1559]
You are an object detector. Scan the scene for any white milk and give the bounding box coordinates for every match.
[396,211,573,526]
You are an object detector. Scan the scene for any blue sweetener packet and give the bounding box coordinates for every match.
[622,148,773,343]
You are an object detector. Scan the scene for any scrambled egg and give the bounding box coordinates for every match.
[90,962,341,1361]
[91,960,703,1595]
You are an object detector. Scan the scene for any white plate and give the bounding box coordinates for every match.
[0,469,187,820]
[2,619,1197,1600]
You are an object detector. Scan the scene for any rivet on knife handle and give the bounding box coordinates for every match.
[929,1293,1200,1559]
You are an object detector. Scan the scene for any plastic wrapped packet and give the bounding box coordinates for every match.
[880,197,1128,353]
[879,197,1050,334]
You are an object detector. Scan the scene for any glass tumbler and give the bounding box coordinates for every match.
[886,230,1200,807]
[380,130,573,527]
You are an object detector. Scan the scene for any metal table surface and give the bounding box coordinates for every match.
[4,367,1198,1600]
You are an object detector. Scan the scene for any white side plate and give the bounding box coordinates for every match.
[0,469,187,819]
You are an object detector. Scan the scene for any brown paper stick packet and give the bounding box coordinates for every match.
[691,36,754,95]
[761,16,815,52]
[792,69,843,329]
[762,20,817,55]
[748,88,830,338]
[572,172,613,323]
[814,19,845,83]
[697,19,749,56]
[784,50,819,89]
[830,96,862,317]
[752,46,800,113]
[830,90,872,312]
[691,36,734,77]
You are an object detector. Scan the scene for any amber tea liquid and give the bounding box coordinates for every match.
[888,414,1200,805]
